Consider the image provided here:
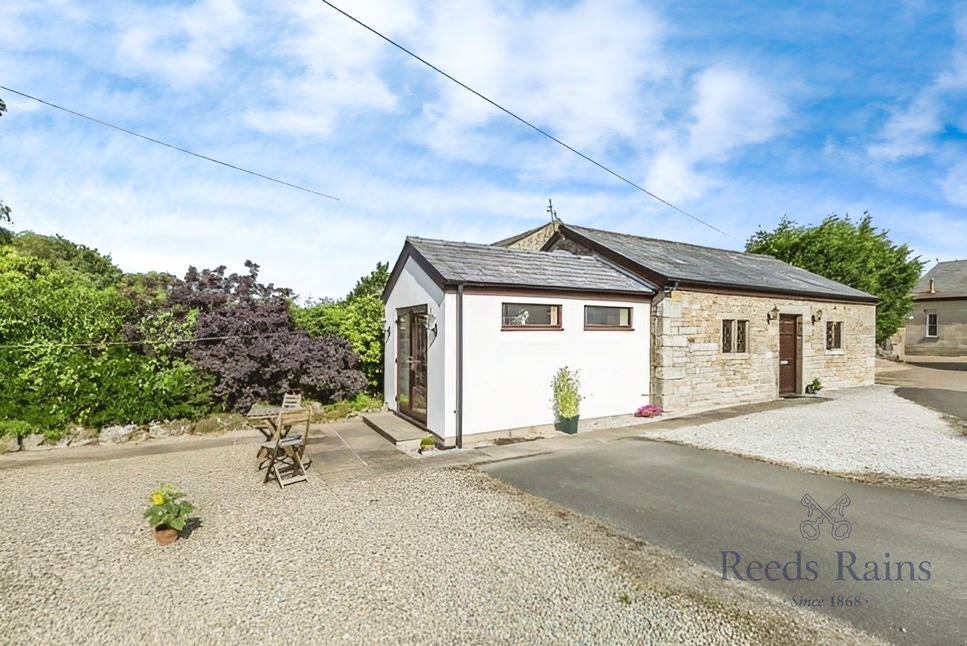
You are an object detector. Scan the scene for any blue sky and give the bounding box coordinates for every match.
[2,0,966,300]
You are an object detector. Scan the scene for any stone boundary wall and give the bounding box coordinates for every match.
[652,290,875,413]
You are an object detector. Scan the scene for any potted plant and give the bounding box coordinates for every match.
[144,483,195,545]
[805,378,823,395]
[419,435,436,453]
[551,366,582,434]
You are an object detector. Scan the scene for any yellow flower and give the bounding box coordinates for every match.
[151,492,165,505]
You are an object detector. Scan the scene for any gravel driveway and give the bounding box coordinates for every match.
[645,386,967,479]
[0,442,885,645]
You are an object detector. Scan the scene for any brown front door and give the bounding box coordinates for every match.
[396,306,428,423]
[778,314,799,394]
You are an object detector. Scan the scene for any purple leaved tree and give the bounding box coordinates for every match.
[169,261,366,412]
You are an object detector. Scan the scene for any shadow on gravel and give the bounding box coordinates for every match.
[895,387,967,425]
[907,361,967,372]
[180,517,203,540]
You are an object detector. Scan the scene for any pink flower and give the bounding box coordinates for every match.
[635,404,663,418]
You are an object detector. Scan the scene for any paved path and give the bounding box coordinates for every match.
[481,440,967,646]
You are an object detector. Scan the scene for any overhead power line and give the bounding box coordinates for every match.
[0,330,300,352]
[318,1,728,236]
[0,85,340,201]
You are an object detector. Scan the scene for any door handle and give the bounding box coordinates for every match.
[780,360,789,365]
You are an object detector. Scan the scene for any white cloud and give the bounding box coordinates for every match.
[241,0,418,138]
[113,0,248,87]
[643,67,788,203]
[942,162,967,206]
[868,9,967,161]
[416,0,668,158]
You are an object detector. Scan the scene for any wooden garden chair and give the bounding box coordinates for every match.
[261,405,312,488]
[253,393,306,470]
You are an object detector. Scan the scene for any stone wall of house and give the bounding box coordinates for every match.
[503,222,559,251]
[651,289,876,413]
[904,299,967,356]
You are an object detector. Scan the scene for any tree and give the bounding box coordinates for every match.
[163,261,367,412]
[294,262,388,391]
[0,201,11,245]
[0,248,213,432]
[7,232,122,289]
[745,213,923,344]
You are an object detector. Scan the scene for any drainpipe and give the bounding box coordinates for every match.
[455,283,464,449]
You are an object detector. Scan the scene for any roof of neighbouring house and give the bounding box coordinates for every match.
[551,224,878,303]
[912,259,967,300]
[385,236,656,299]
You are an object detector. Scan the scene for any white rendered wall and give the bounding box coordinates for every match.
[383,258,447,435]
[459,294,650,436]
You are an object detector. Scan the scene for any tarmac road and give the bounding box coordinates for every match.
[876,356,967,424]
[482,440,967,646]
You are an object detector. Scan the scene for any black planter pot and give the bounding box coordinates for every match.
[556,415,579,435]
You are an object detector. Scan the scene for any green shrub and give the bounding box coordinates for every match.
[551,366,581,419]
[319,392,384,421]
[0,420,33,439]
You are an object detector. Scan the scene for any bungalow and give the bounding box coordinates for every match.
[383,221,878,446]
[904,260,967,356]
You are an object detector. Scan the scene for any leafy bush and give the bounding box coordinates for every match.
[0,420,33,439]
[295,262,388,391]
[551,367,581,419]
[319,392,384,421]
[0,246,214,431]
[163,261,367,412]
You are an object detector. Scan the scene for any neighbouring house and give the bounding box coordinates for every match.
[905,260,967,357]
[383,222,878,446]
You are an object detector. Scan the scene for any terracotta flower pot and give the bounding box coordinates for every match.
[154,525,179,546]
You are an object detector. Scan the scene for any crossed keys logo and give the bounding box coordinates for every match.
[800,493,852,540]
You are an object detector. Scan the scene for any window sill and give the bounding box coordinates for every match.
[584,326,634,331]
[825,349,845,355]
[721,352,750,358]
[501,325,564,332]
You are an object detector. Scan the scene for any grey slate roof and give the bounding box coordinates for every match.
[913,260,967,299]
[562,224,878,302]
[406,236,654,295]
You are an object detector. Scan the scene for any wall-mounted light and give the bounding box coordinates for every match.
[767,306,780,323]
[420,312,438,338]
[811,309,823,325]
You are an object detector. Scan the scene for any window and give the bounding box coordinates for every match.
[501,303,561,329]
[584,305,632,329]
[826,321,843,350]
[926,313,938,338]
[722,319,749,353]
